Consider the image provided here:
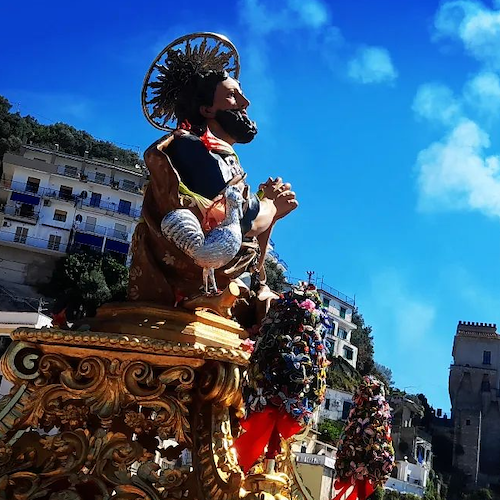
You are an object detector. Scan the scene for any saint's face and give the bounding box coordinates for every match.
[212,77,250,114]
[209,77,258,144]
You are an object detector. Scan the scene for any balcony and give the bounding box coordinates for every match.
[0,229,68,253]
[86,172,111,186]
[1,178,44,196]
[119,180,140,193]
[1,179,79,204]
[78,198,141,219]
[1,203,39,224]
[106,227,128,241]
[56,165,80,179]
[45,190,76,203]
[385,478,424,497]
[77,222,129,241]
[319,282,355,307]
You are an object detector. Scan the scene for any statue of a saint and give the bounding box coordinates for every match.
[129,33,297,325]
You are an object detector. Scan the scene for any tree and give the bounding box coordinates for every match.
[374,362,394,388]
[318,418,345,445]
[264,256,288,292]
[350,309,375,375]
[41,250,129,320]
[0,95,143,169]
[327,355,363,392]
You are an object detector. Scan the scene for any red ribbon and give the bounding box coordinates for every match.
[233,406,302,473]
[332,479,375,500]
[200,128,235,155]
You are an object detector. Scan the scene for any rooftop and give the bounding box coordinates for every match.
[289,277,355,307]
[456,321,498,338]
[21,144,146,177]
[317,281,355,307]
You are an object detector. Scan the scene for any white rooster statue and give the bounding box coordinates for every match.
[160,185,245,294]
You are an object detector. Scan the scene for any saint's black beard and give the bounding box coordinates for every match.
[215,109,258,144]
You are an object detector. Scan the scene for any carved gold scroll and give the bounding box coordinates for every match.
[0,303,312,500]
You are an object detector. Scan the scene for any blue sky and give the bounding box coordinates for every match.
[4,0,500,412]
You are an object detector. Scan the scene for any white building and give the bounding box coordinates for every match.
[317,283,358,369]
[387,395,433,497]
[318,387,355,423]
[267,238,288,273]
[0,144,146,284]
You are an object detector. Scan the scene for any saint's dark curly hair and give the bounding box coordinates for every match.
[148,42,233,133]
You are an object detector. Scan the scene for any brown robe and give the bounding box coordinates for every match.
[128,135,260,306]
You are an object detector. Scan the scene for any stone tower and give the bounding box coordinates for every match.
[449,321,500,486]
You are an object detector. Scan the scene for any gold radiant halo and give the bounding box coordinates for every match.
[141,32,240,132]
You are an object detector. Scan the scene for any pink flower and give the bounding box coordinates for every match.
[241,338,255,353]
[299,299,316,311]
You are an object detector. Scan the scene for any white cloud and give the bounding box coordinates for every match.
[241,0,329,34]
[288,0,330,28]
[434,0,500,70]
[434,0,482,41]
[416,119,500,217]
[413,83,462,126]
[240,0,397,89]
[464,71,500,118]
[347,46,398,85]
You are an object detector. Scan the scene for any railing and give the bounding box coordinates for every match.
[1,178,43,195]
[120,181,140,193]
[318,281,355,306]
[86,172,110,185]
[1,203,39,222]
[0,229,68,253]
[287,277,355,307]
[1,179,76,203]
[76,223,129,241]
[56,165,79,179]
[79,198,141,219]
[106,228,128,241]
[385,478,424,497]
[2,178,142,219]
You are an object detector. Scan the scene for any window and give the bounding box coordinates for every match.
[53,209,67,222]
[325,398,330,410]
[466,419,471,426]
[25,177,40,194]
[341,401,353,420]
[19,203,35,218]
[14,226,28,244]
[64,165,78,178]
[343,346,353,360]
[121,179,136,191]
[338,328,347,340]
[85,216,97,232]
[118,199,131,215]
[323,297,330,308]
[94,172,106,184]
[59,185,73,201]
[48,234,62,251]
[90,192,101,208]
[340,306,347,319]
[114,223,127,240]
[483,351,491,365]
[327,340,335,357]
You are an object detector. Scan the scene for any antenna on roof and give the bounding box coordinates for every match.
[306,270,315,284]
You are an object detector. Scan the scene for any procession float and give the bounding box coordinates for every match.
[0,33,394,500]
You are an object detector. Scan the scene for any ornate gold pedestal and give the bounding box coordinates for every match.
[0,303,310,500]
